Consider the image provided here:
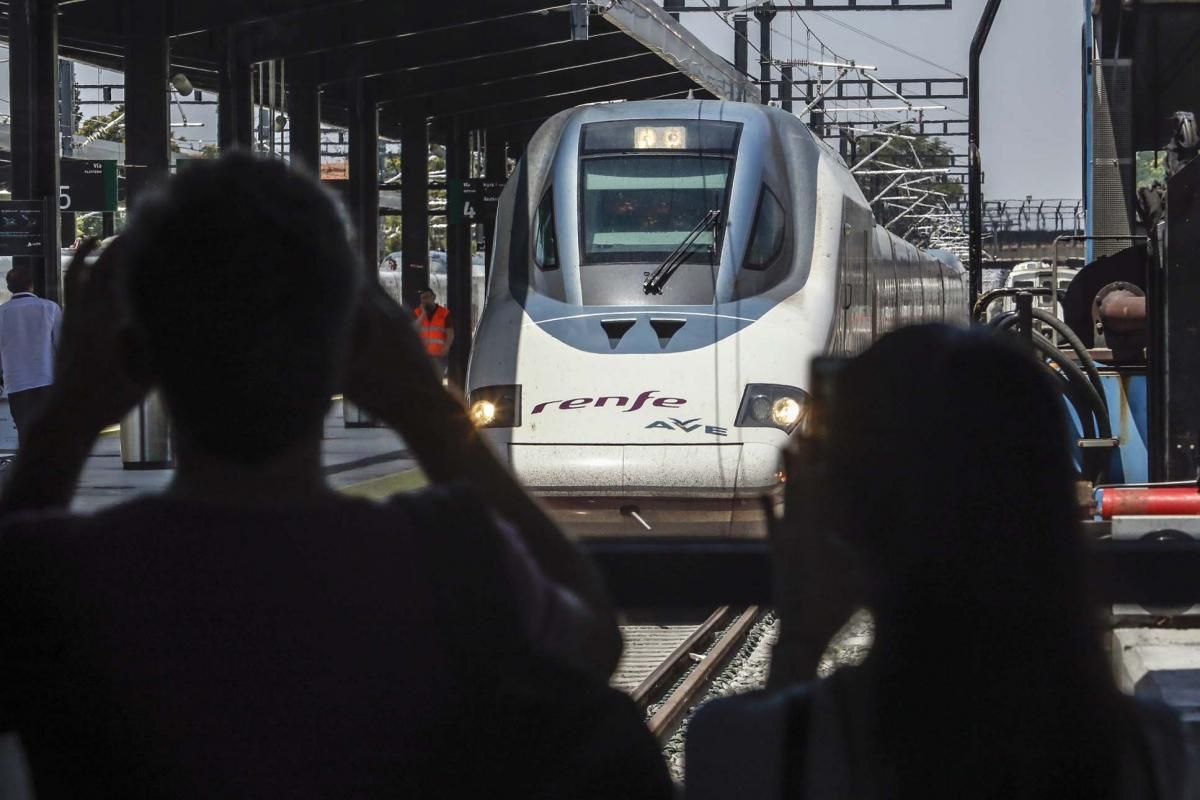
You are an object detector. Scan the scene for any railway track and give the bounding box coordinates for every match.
[615,606,761,742]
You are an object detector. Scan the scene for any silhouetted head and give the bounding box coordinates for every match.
[820,325,1129,798]
[6,266,33,294]
[824,324,1081,620]
[122,152,361,464]
[418,289,436,313]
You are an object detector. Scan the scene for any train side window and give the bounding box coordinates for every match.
[744,187,785,271]
[534,190,559,270]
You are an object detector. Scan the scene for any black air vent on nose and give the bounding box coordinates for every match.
[649,317,686,348]
[600,318,637,349]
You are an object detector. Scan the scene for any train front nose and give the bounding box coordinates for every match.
[506,441,783,537]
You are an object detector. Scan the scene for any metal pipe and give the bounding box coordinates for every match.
[1100,487,1200,519]
[1051,234,1148,324]
[1099,292,1147,334]
[1016,292,1034,349]
[969,0,1004,308]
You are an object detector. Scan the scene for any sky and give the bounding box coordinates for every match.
[0,0,1084,200]
[671,0,1085,200]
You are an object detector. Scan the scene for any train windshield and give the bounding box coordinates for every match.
[580,156,732,265]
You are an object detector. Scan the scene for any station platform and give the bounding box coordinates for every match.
[0,399,424,514]
[1113,628,1200,731]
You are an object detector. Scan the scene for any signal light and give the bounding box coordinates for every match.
[634,126,687,150]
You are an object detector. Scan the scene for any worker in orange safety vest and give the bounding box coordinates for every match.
[414,288,454,375]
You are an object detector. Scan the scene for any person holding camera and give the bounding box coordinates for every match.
[0,154,668,799]
[687,325,1198,800]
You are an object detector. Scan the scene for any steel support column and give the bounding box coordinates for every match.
[755,2,776,106]
[780,64,793,112]
[124,1,171,212]
[401,109,430,307]
[120,0,173,470]
[445,117,472,389]
[348,79,380,279]
[345,80,381,428]
[9,0,61,301]
[968,0,1003,307]
[286,60,321,174]
[218,28,253,149]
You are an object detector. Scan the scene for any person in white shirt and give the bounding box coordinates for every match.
[0,266,61,446]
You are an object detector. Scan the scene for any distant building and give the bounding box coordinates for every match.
[320,161,348,181]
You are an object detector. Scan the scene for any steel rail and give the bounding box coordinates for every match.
[645,606,762,741]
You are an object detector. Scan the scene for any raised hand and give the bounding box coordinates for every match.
[342,281,447,427]
[54,237,151,432]
[767,435,864,686]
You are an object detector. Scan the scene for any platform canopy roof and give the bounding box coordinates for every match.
[1,0,757,139]
[1094,0,1200,152]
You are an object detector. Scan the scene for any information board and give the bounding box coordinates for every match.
[0,201,43,257]
[59,159,118,212]
[448,178,506,224]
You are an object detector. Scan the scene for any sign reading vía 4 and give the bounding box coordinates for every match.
[531,390,727,436]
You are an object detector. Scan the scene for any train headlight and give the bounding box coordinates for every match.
[771,397,802,428]
[469,400,497,427]
[466,385,522,428]
[736,384,809,433]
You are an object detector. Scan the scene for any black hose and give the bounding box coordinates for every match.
[993,311,1104,429]
[1032,330,1112,440]
[1025,308,1106,402]
[988,319,1112,483]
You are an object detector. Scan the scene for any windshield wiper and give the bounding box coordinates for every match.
[642,209,721,295]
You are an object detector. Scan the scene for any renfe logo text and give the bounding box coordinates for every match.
[531,390,685,415]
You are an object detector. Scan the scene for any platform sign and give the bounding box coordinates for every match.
[448,178,505,224]
[59,159,118,212]
[0,201,43,256]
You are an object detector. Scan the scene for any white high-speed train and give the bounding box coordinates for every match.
[467,100,968,536]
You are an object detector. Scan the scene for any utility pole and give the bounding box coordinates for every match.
[969,0,1003,307]
[754,2,777,106]
[734,13,749,76]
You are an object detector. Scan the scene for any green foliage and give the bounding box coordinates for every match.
[854,128,962,201]
[850,128,961,237]
[382,216,403,254]
[1137,151,1166,188]
[77,104,126,142]
[75,208,126,239]
[77,103,181,153]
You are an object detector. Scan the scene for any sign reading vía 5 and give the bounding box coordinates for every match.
[531,390,684,415]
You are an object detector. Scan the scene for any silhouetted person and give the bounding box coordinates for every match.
[688,325,1198,799]
[0,153,668,799]
[0,266,61,447]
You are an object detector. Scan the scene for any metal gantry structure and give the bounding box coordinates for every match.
[0,0,755,389]
[0,0,758,462]
[680,0,970,251]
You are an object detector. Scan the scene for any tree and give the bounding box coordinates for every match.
[77,103,182,153]
[850,127,962,237]
[1137,150,1166,188]
[77,104,126,143]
